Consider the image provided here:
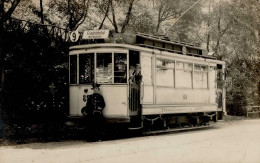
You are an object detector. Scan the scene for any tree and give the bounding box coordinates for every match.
[40,0,44,24]
[128,3,155,34]
[153,0,201,34]
[67,0,90,30]
[0,0,21,27]
[34,0,90,30]
[0,1,70,130]
[107,0,136,33]
[164,0,203,43]
[210,0,260,115]
[97,0,111,29]
[153,0,181,33]
[120,0,135,33]
[0,0,21,92]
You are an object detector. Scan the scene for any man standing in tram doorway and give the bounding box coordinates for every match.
[82,82,105,141]
[134,64,142,86]
[134,64,143,116]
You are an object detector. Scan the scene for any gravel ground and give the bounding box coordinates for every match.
[0,118,260,163]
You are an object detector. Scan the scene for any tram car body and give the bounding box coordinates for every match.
[69,32,226,129]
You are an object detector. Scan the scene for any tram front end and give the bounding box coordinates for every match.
[69,44,141,125]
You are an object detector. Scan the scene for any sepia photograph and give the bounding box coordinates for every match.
[0,0,260,162]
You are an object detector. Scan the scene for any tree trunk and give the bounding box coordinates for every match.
[74,0,89,30]
[0,24,4,110]
[68,0,73,30]
[0,33,3,91]
[156,20,161,33]
[40,0,44,24]
[110,0,118,33]
[0,0,21,91]
[0,0,21,25]
[121,0,135,33]
[206,1,211,52]
[156,6,162,33]
[99,0,110,29]
[214,17,221,57]
[206,34,210,52]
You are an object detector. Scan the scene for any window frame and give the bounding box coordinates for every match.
[155,58,175,87]
[175,61,193,89]
[78,53,94,84]
[95,52,113,84]
[94,51,128,84]
[69,54,78,85]
[69,49,129,85]
[193,64,209,89]
[113,52,128,84]
[155,57,210,89]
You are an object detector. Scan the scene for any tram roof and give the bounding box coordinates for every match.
[69,32,217,60]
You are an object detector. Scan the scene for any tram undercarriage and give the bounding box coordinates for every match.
[127,111,221,133]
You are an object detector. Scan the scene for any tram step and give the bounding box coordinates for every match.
[143,125,210,135]
[128,126,143,130]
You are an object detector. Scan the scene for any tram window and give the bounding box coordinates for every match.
[156,59,174,86]
[96,53,112,83]
[156,59,175,68]
[217,65,224,89]
[194,64,208,89]
[79,53,94,84]
[156,68,174,86]
[209,66,216,88]
[176,62,192,88]
[114,53,127,83]
[70,55,77,84]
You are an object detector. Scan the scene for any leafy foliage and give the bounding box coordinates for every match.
[0,18,70,140]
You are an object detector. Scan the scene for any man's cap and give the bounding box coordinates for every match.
[91,82,100,89]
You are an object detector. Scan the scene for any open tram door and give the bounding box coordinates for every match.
[128,50,142,119]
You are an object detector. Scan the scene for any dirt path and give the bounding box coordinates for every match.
[1,119,260,163]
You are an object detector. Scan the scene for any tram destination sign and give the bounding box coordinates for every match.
[82,30,109,39]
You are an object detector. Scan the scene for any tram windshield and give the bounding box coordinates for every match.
[96,53,113,83]
[70,52,127,84]
[70,55,77,84]
[114,53,127,83]
[79,53,94,84]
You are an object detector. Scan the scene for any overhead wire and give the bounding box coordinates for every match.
[164,0,201,35]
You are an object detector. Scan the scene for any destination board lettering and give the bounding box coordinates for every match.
[82,30,109,40]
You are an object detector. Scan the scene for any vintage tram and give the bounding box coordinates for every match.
[69,31,226,132]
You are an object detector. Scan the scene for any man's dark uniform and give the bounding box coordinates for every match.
[82,83,105,141]
[134,71,142,116]
[85,92,105,116]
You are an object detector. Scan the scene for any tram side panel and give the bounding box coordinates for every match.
[139,51,222,115]
[140,54,154,104]
[69,85,129,120]
[156,88,212,104]
[69,86,80,116]
[69,85,92,116]
[100,85,128,117]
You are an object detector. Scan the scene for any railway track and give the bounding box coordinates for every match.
[142,125,211,135]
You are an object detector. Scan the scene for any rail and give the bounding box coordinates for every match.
[246,106,260,118]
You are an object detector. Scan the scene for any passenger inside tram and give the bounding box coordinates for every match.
[128,64,142,116]
[129,66,135,83]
